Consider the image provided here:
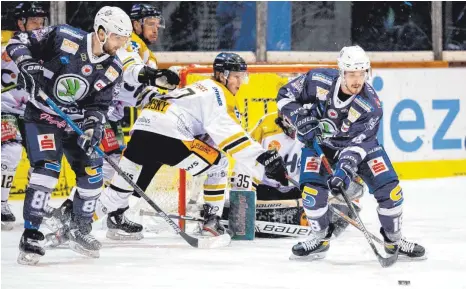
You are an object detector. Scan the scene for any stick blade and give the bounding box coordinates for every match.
[197,234,231,249]
[378,249,399,268]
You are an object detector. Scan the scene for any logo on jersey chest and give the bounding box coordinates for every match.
[319,119,338,138]
[54,74,89,104]
[60,38,79,55]
[81,64,93,76]
[327,109,338,119]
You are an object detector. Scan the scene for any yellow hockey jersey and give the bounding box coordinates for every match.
[249,112,303,192]
[126,32,157,69]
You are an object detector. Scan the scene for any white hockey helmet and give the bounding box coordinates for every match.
[94,6,132,38]
[337,45,371,73]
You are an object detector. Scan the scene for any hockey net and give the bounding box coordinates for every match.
[127,64,336,233]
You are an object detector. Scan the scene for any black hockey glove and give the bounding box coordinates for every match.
[257,150,288,186]
[17,60,45,98]
[138,66,180,90]
[77,110,105,157]
[294,109,321,144]
[327,160,357,197]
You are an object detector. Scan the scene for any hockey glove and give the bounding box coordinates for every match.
[138,66,180,90]
[294,109,320,144]
[77,111,105,156]
[327,160,357,197]
[257,150,288,186]
[17,60,45,98]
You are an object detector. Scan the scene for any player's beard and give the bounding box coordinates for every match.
[102,42,118,56]
[346,83,363,95]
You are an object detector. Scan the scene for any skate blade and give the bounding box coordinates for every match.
[44,232,68,248]
[17,251,41,265]
[42,217,62,232]
[197,234,231,249]
[106,229,144,241]
[69,241,100,258]
[397,254,428,261]
[289,251,327,261]
[1,221,14,231]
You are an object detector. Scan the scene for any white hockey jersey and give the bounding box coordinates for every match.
[1,50,29,115]
[132,78,266,181]
[249,112,303,192]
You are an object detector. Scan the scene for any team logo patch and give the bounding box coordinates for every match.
[340,119,351,133]
[367,157,389,177]
[268,140,281,151]
[105,66,119,82]
[38,134,56,151]
[60,38,79,55]
[81,64,93,76]
[94,79,107,91]
[304,157,321,173]
[54,74,89,104]
[348,107,361,123]
[316,86,329,101]
[328,109,338,119]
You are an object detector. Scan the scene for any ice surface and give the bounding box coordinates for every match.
[2,177,466,289]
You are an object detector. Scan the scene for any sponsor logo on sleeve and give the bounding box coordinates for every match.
[59,27,84,40]
[311,73,332,86]
[304,157,321,173]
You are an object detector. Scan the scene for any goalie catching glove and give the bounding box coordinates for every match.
[257,150,288,186]
[77,111,106,156]
[138,66,180,90]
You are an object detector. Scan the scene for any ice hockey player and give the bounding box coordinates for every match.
[276,45,425,260]
[91,52,289,238]
[1,2,48,231]
[229,111,362,238]
[5,6,132,264]
[43,3,180,243]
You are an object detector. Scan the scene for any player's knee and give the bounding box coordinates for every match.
[28,161,61,192]
[374,180,404,210]
[110,156,141,191]
[301,183,327,210]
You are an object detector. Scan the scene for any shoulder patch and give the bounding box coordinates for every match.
[316,86,329,101]
[354,95,374,113]
[311,73,332,86]
[60,38,79,55]
[59,27,84,40]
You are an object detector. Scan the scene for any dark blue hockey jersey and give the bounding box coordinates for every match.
[276,68,383,166]
[5,24,123,120]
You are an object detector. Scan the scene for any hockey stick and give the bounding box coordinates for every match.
[37,90,230,249]
[1,84,17,93]
[140,209,315,238]
[312,138,398,267]
[285,176,384,244]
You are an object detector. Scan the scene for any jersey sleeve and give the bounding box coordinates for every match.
[203,85,266,170]
[6,26,57,64]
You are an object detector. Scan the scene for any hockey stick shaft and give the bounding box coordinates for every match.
[285,175,382,242]
[1,84,17,93]
[312,138,397,267]
[37,90,228,248]
[140,209,315,238]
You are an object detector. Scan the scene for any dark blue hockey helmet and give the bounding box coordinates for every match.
[15,2,48,23]
[213,53,247,74]
[130,3,165,28]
